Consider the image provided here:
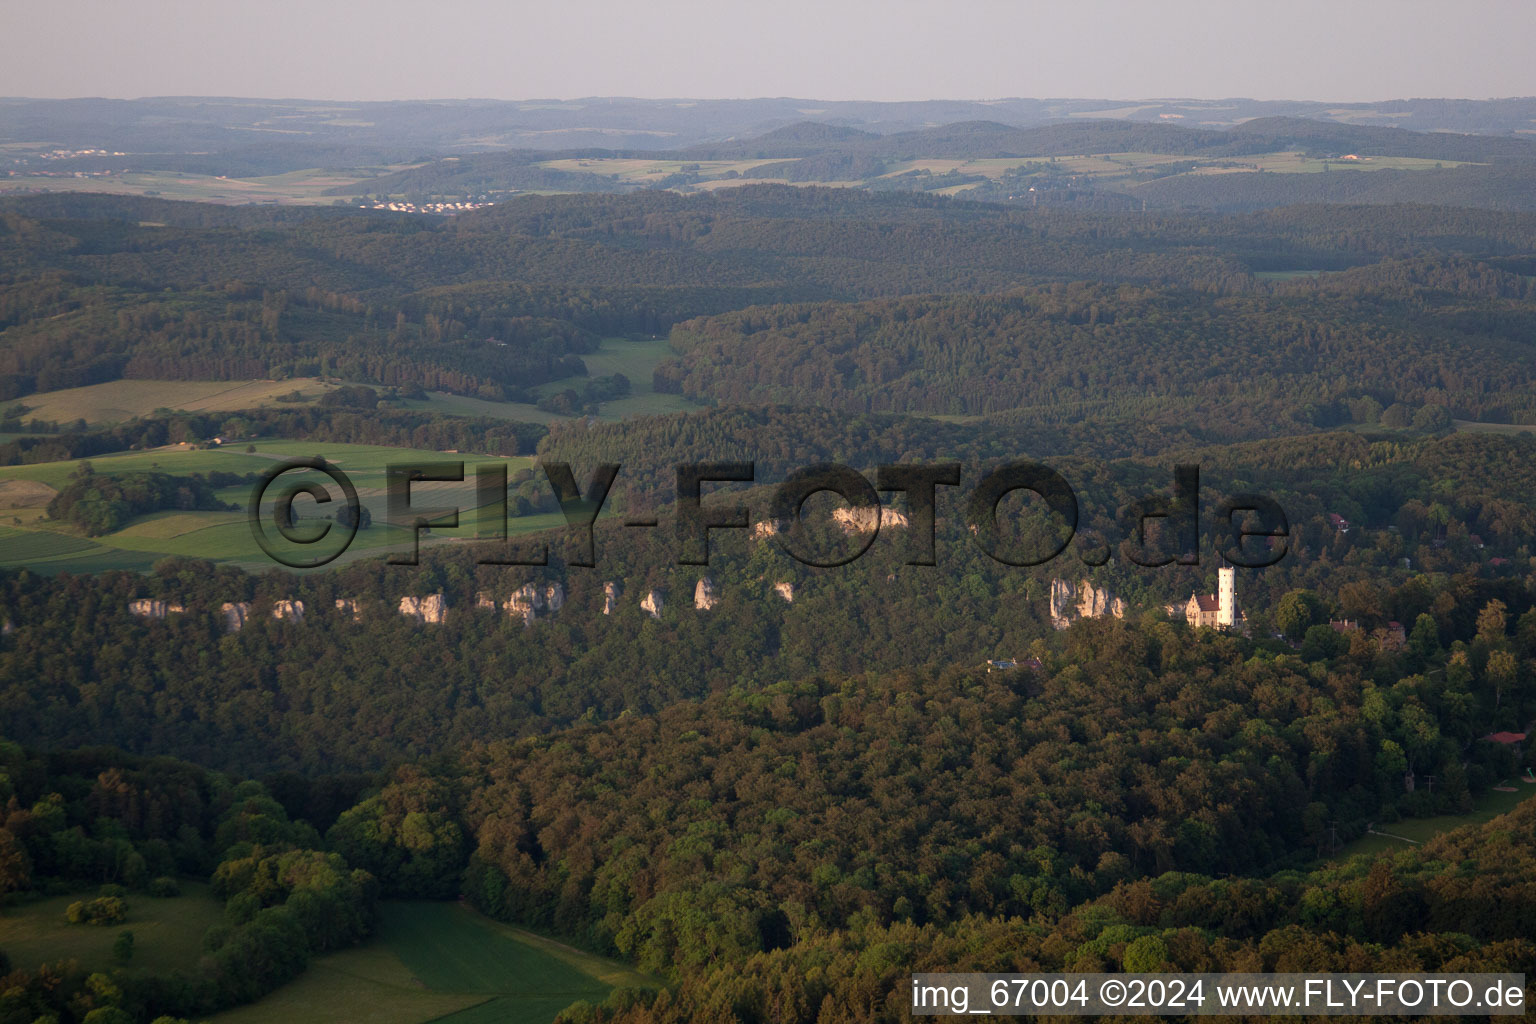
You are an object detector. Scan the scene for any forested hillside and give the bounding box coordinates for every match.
[1,426,1534,773]
[656,264,1536,427]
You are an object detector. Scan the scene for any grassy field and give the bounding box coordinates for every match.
[1454,419,1536,435]
[11,378,340,427]
[0,882,224,975]
[210,941,485,1024]
[12,338,694,431]
[1331,781,1536,859]
[0,440,552,574]
[1,146,1475,210]
[539,150,1476,197]
[2,893,646,1024]
[538,156,775,185]
[213,901,654,1024]
[1254,269,1329,281]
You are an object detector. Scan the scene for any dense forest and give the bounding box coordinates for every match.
[2,592,1532,1021]
[656,262,1536,426]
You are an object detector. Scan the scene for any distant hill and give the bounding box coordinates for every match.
[696,120,878,156]
[1138,162,1536,213]
[321,150,632,197]
[1227,116,1536,161]
[684,115,1536,164]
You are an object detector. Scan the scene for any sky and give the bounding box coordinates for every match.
[2,0,1533,103]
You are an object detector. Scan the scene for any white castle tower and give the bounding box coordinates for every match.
[1217,566,1235,628]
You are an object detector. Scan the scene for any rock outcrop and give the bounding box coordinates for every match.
[1048,578,1126,630]
[831,506,909,533]
[602,581,619,615]
[399,593,447,625]
[221,602,250,633]
[334,598,362,621]
[504,582,565,625]
[640,589,663,620]
[751,520,784,540]
[476,591,499,612]
[694,577,718,611]
[128,599,183,619]
[271,599,305,623]
[508,583,541,626]
[773,582,795,603]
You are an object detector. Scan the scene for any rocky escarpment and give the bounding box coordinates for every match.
[128,599,184,619]
[271,599,305,623]
[398,593,448,625]
[1048,578,1126,630]
[221,602,250,633]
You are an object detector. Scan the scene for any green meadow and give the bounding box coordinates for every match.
[1331,781,1536,860]
[0,882,225,976]
[11,338,694,432]
[0,440,554,574]
[1,893,649,1024]
[212,901,654,1024]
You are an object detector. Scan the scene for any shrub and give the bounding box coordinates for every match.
[147,876,181,898]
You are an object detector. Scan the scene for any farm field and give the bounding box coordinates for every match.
[0,882,224,976]
[538,156,776,183]
[212,901,654,1024]
[539,150,1477,195]
[0,440,553,573]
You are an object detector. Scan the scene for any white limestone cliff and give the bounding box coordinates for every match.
[399,593,447,625]
[128,598,183,619]
[831,506,910,533]
[221,602,250,633]
[1048,578,1126,630]
[271,599,305,623]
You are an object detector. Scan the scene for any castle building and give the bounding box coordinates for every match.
[1179,567,1246,631]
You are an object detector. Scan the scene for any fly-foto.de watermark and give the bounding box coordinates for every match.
[248,459,1290,570]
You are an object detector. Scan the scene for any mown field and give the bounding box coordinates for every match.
[212,901,654,1024]
[0,440,553,574]
[12,379,339,427]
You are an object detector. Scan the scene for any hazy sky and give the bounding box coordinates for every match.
[3,0,1533,102]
